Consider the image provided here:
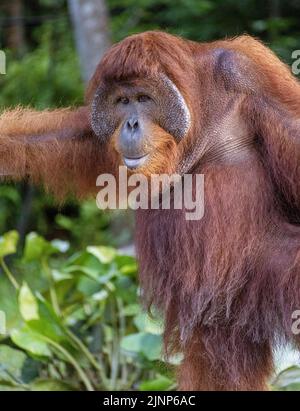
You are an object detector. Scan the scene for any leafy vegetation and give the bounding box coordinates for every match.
[0,230,177,391]
[0,230,299,391]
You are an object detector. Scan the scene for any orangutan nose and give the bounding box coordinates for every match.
[126,116,139,131]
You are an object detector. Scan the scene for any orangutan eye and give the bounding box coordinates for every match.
[138,95,151,103]
[117,97,130,105]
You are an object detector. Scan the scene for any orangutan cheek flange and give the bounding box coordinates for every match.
[91,74,191,144]
[91,87,118,143]
[156,75,191,141]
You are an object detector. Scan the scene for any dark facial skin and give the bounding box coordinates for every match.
[113,84,156,168]
[91,75,191,169]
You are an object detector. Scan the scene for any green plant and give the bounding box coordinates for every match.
[0,230,175,391]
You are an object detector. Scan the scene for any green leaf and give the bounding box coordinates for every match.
[30,379,76,391]
[23,232,60,262]
[121,333,144,356]
[0,382,27,391]
[134,312,164,335]
[51,269,73,282]
[115,255,138,276]
[123,304,140,316]
[55,214,73,230]
[0,275,22,332]
[140,375,173,391]
[120,263,138,276]
[65,265,100,280]
[0,231,19,258]
[77,276,100,296]
[273,366,300,391]
[140,334,162,361]
[18,283,39,321]
[64,251,106,278]
[27,296,68,343]
[11,326,52,357]
[0,345,27,383]
[87,246,117,264]
[67,263,116,285]
[121,332,162,361]
[114,277,137,304]
[92,290,109,302]
[50,240,69,253]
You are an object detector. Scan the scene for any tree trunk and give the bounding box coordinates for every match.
[5,0,26,56]
[68,0,111,83]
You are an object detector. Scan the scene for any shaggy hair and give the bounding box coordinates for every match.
[1,31,300,390]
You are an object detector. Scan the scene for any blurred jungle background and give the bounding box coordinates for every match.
[0,0,299,391]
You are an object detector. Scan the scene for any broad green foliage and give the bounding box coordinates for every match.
[107,0,300,64]
[0,232,173,391]
[0,231,19,258]
[272,367,300,391]
[0,231,298,391]
[0,21,83,109]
